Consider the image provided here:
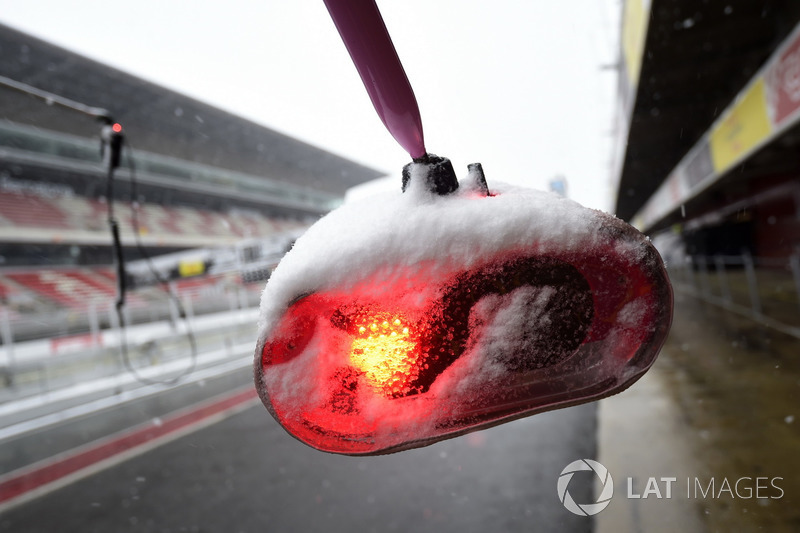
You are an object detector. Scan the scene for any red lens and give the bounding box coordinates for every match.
[256,218,672,455]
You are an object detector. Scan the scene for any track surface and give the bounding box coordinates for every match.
[0,366,596,532]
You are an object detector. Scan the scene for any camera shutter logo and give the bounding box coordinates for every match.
[557,459,614,516]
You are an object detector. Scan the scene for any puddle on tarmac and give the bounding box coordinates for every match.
[657,291,800,532]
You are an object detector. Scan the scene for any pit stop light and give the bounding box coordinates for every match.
[254,159,672,455]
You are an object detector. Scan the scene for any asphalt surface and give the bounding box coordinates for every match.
[0,367,597,533]
[597,289,800,533]
[0,369,250,472]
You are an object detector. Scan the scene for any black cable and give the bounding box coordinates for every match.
[106,159,126,310]
[106,135,198,386]
[0,75,199,387]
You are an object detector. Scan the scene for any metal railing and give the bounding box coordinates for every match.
[0,282,262,361]
[666,252,800,339]
[0,285,262,405]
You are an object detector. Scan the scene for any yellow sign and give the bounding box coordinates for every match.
[622,0,649,86]
[178,259,205,278]
[709,77,772,173]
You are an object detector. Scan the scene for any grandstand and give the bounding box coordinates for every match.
[0,22,384,340]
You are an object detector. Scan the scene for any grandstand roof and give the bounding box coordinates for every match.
[0,22,384,197]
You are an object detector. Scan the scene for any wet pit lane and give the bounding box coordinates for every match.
[600,289,800,533]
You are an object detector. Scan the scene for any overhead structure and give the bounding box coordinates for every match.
[613,0,800,259]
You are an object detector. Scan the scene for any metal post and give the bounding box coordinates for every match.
[742,251,762,318]
[697,256,711,298]
[238,287,248,310]
[168,282,179,330]
[88,300,99,340]
[0,306,15,369]
[714,256,732,304]
[686,256,698,291]
[682,258,691,283]
[790,253,800,312]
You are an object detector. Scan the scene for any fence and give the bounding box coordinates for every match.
[0,316,260,429]
[1,277,262,342]
[0,281,263,403]
[666,251,800,339]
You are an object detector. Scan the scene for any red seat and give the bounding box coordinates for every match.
[0,191,69,229]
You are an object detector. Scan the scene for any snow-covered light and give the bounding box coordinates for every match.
[255,168,672,455]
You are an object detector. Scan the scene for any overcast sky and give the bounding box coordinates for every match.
[0,0,620,211]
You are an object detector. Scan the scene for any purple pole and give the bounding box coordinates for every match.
[323,0,427,159]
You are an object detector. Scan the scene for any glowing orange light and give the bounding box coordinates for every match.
[349,314,422,396]
[112,123,123,133]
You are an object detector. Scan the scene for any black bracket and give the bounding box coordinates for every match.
[402,154,489,197]
[401,153,458,195]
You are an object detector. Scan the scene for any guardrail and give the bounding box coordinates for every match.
[666,252,800,339]
[0,302,260,408]
[0,282,262,365]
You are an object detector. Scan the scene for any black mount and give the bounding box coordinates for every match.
[402,154,489,196]
[402,154,458,195]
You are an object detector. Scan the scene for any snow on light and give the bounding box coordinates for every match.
[258,181,604,332]
[254,170,672,455]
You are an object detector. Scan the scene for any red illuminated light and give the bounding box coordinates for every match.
[112,122,123,133]
[256,217,673,455]
[348,314,421,397]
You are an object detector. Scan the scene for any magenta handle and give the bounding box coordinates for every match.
[323,0,426,159]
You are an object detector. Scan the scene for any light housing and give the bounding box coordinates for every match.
[254,162,672,455]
